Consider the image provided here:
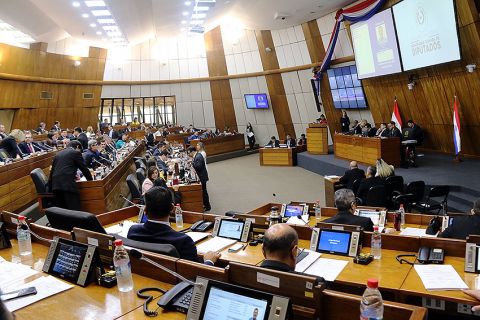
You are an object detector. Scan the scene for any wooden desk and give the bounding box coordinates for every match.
[0,151,57,212]
[32,134,48,142]
[306,124,328,155]
[189,134,245,156]
[323,176,339,207]
[334,134,401,167]
[129,130,146,140]
[77,143,145,214]
[259,147,301,166]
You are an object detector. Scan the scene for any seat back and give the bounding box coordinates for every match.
[406,181,425,202]
[136,168,146,186]
[366,185,386,207]
[428,185,450,199]
[392,194,416,212]
[115,235,180,258]
[45,207,106,234]
[126,173,142,200]
[385,175,404,195]
[30,168,49,194]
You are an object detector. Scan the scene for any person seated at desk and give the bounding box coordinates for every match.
[405,120,424,144]
[58,129,72,142]
[0,129,26,159]
[131,117,140,126]
[260,223,299,272]
[142,166,159,194]
[127,187,220,264]
[324,189,374,231]
[376,123,389,137]
[85,126,95,139]
[157,150,170,172]
[116,133,128,149]
[19,131,48,154]
[438,198,480,240]
[356,166,384,205]
[100,118,109,132]
[285,134,296,148]
[188,131,201,141]
[0,124,7,140]
[387,121,403,139]
[365,123,377,137]
[84,140,103,169]
[36,121,48,134]
[266,136,280,148]
[376,158,395,179]
[46,131,60,148]
[51,121,61,132]
[337,161,365,190]
[317,114,328,125]
[298,134,307,147]
[107,125,119,140]
[349,120,361,135]
[72,127,88,151]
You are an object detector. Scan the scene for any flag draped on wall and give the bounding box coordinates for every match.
[453,96,461,155]
[391,99,402,129]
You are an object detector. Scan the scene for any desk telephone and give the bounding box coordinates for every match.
[190,220,214,232]
[418,247,444,264]
[157,281,193,313]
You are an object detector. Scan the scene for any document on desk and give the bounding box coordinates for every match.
[302,258,348,281]
[295,250,322,273]
[414,264,468,290]
[400,227,436,237]
[196,237,237,254]
[186,232,210,243]
[5,276,73,312]
[0,260,39,291]
[105,220,140,238]
[324,175,340,179]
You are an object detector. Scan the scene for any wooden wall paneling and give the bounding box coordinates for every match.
[302,20,326,63]
[204,26,238,130]
[319,75,342,134]
[255,30,296,139]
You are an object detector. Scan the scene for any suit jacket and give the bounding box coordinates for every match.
[267,140,280,148]
[408,125,424,145]
[108,130,119,140]
[438,215,480,240]
[192,152,208,182]
[51,125,61,131]
[157,158,169,172]
[0,132,7,139]
[389,127,403,139]
[75,133,89,151]
[340,116,350,132]
[324,210,374,231]
[127,221,199,262]
[377,128,389,137]
[367,128,377,137]
[285,138,296,148]
[356,177,385,205]
[298,138,307,146]
[338,168,365,190]
[19,141,45,154]
[49,147,93,193]
[83,149,101,169]
[0,136,23,158]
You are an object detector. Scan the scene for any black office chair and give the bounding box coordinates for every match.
[30,168,54,212]
[392,193,416,212]
[366,185,386,207]
[413,185,450,214]
[134,160,146,171]
[45,207,106,234]
[134,156,147,166]
[405,181,426,206]
[115,235,180,258]
[126,174,142,203]
[136,168,146,186]
[352,179,362,195]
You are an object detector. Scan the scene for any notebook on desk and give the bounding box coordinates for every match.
[196,237,237,254]
[186,232,210,243]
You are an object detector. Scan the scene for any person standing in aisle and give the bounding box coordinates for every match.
[246,122,256,150]
[340,110,350,133]
[188,146,211,212]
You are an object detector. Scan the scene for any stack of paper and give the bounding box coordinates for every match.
[196,237,237,254]
[186,232,210,243]
[302,258,348,281]
[400,227,436,237]
[295,250,322,273]
[105,220,140,238]
[0,260,39,291]
[414,264,468,290]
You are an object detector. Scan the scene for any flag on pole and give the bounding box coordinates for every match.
[453,96,461,155]
[391,99,402,129]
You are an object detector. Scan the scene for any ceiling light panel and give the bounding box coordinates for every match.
[191,13,206,19]
[84,0,105,7]
[193,6,209,11]
[97,18,115,24]
[92,10,111,16]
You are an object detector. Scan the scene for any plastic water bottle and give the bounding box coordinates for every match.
[399,204,405,230]
[113,239,134,292]
[360,278,384,320]
[314,200,321,222]
[371,226,382,260]
[175,204,184,228]
[17,216,32,256]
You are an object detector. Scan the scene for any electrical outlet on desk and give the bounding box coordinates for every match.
[422,297,445,310]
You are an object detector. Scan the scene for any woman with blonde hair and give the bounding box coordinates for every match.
[0,129,25,159]
[86,126,95,138]
[375,158,395,178]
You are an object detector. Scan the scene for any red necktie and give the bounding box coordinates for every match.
[29,144,34,153]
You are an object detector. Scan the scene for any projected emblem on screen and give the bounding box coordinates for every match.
[350,9,402,79]
[318,230,351,255]
[245,94,269,109]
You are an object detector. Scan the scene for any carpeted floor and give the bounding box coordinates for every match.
[207,154,325,215]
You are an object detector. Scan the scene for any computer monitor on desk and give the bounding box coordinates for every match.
[310,227,362,257]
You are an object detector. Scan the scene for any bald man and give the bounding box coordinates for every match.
[260,224,299,272]
[338,161,365,190]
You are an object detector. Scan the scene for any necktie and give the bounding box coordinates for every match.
[29,144,34,153]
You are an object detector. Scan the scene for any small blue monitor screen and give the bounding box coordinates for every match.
[245,94,269,109]
[317,230,351,255]
[284,205,304,217]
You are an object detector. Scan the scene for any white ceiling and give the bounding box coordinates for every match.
[0,0,351,47]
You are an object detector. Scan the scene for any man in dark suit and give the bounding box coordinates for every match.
[49,140,93,210]
[406,120,424,145]
[107,125,119,140]
[388,121,403,139]
[156,150,170,173]
[338,161,365,190]
[188,146,211,211]
[0,129,25,159]
[324,189,374,231]
[298,133,307,146]
[0,124,8,140]
[83,140,102,169]
[72,127,89,151]
[376,123,389,137]
[266,136,280,148]
[438,199,480,240]
[260,223,299,272]
[19,131,48,154]
[356,166,385,205]
[51,121,61,132]
[128,187,220,264]
[285,134,296,148]
[36,122,47,134]
[366,124,377,137]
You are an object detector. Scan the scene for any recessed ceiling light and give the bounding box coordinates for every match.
[103,25,119,31]
[72,2,81,7]
[85,0,105,7]
[194,6,209,11]
[191,13,206,19]
[90,23,97,27]
[98,18,115,24]
[190,20,204,25]
[96,31,102,35]
[81,13,89,18]
[92,9,111,16]
[184,1,192,5]
[181,20,187,24]
[182,11,189,16]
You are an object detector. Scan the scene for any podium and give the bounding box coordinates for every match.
[307,124,328,155]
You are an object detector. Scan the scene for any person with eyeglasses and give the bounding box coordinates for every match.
[324,189,374,231]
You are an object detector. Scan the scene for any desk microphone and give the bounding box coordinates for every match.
[99,155,113,165]
[129,249,200,287]
[119,194,144,208]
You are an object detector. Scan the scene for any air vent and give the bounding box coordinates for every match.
[40,91,53,100]
[83,93,94,99]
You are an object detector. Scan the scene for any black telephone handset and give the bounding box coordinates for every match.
[418,247,444,264]
[157,281,193,313]
[190,220,214,232]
